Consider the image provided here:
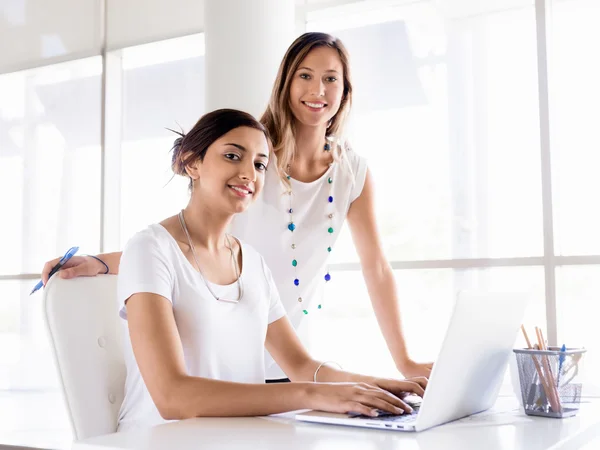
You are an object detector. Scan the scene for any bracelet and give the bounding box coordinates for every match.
[313,360,343,383]
[84,255,109,274]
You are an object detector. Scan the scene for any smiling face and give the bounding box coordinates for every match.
[188,126,270,214]
[288,46,345,129]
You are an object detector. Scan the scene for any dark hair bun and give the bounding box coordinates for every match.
[169,129,187,176]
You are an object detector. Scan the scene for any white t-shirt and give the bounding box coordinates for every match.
[230,149,368,379]
[116,224,286,432]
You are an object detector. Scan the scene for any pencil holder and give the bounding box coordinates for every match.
[513,348,586,418]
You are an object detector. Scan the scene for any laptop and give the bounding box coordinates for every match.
[296,291,529,432]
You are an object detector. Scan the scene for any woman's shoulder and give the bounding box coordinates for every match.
[338,141,368,184]
[342,142,367,170]
[237,238,262,262]
[123,224,173,255]
[235,238,269,274]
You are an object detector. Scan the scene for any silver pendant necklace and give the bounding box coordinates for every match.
[178,210,243,303]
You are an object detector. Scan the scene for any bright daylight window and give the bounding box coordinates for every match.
[550,0,600,396]
[118,34,206,247]
[304,0,599,396]
[1,0,597,401]
[0,57,102,390]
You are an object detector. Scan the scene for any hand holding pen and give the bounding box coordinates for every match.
[30,246,80,295]
[31,247,110,295]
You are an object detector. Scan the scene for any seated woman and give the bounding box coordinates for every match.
[115,109,427,431]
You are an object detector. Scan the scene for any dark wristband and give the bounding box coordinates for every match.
[84,254,110,274]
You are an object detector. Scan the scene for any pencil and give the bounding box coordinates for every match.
[521,325,558,412]
[535,327,561,412]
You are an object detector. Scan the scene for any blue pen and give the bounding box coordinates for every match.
[557,344,567,387]
[30,246,79,295]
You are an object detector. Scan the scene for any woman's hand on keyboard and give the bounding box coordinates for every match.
[306,379,425,418]
[370,376,428,403]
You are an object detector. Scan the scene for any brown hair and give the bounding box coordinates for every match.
[260,32,354,184]
[170,109,269,189]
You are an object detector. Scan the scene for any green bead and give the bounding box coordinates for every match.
[292,259,298,267]
[328,177,333,183]
[327,247,332,252]
[303,309,308,315]
[318,304,322,309]
[328,227,334,234]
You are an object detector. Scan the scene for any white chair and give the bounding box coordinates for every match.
[43,275,126,441]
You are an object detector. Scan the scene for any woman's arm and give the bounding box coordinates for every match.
[95,252,122,274]
[265,316,426,412]
[347,169,433,378]
[127,293,305,418]
[265,315,380,383]
[41,252,122,285]
[128,294,425,419]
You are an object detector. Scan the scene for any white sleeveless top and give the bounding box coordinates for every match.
[230,149,368,379]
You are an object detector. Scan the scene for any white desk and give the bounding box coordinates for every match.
[72,398,600,450]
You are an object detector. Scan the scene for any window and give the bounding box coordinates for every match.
[549,0,600,394]
[556,266,600,396]
[550,0,600,256]
[0,58,102,274]
[306,0,599,395]
[118,35,205,246]
[0,57,101,395]
[310,1,540,263]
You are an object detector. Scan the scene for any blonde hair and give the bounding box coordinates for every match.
[260,32,354,185]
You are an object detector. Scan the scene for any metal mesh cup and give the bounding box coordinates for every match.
[513,347,586,418]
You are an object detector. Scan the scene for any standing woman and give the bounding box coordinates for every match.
[233,32,433,381]
[41,33,433,382]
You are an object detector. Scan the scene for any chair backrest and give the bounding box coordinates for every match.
[43,275,126,440]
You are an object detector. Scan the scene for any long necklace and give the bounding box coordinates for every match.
[286,139,335,315]
[178,210,243,303]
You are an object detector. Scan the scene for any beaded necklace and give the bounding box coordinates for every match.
[285,139,335,315]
